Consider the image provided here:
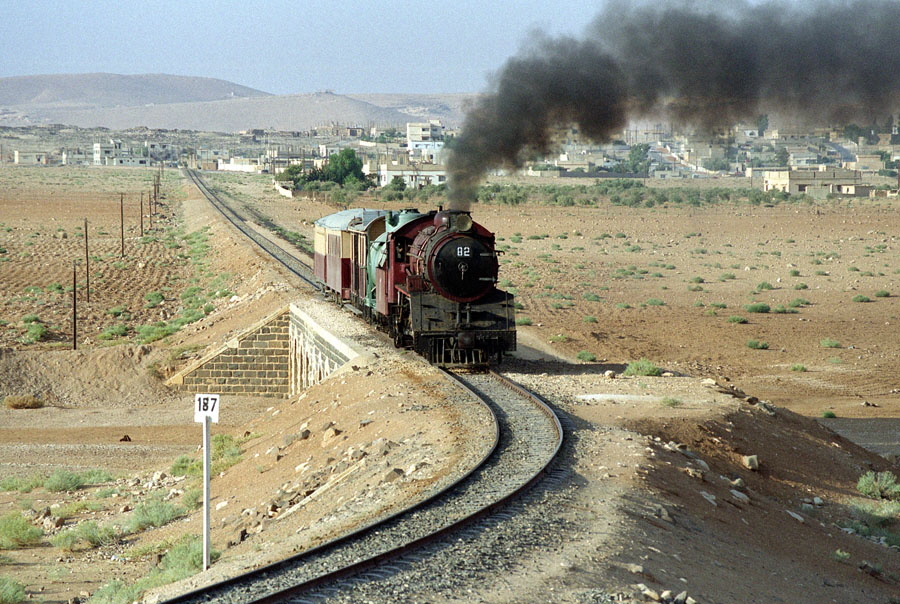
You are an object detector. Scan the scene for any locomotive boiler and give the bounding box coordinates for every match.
[314,207,516,366]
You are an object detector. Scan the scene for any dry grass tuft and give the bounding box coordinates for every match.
[4,395,44,409]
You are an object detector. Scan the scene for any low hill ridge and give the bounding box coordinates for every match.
[0,73,271,108]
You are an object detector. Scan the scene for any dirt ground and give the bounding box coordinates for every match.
[0,166,899,603]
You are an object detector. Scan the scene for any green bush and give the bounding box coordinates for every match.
[144,291,164,308]
[0,512,42,549]
[852,294,871,303]
[44,470,84,492]
[790,364,807,372]
[727,316,748,324]
[744,303,770,313]
[746,339,769,350]
[821,410,836,418]
[820,338,841,348]
[793,283,809,290]
[857,471,900,500]
[582,316,598,323]
[756,281,774,291]
[623,358,662,377]
[98,324,129,340]
[661,397,682,407]
[0,577,26,604]
[645,298,665,306]
[515,317,533,326]
[51,521,118,551]
[170,454,201,477]
[91,536,220,604]
[576,350,597,362]
[0,475,44,493]
[874,290,890,298]
[126,499,184,533]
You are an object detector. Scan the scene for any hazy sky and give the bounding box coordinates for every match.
[1,0,605,94]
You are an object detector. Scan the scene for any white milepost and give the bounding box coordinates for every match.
[194,393,220,571]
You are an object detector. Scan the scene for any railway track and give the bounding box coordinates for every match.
[161,370,562,603]
[183,168,318,288]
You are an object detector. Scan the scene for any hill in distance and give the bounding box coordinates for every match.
[0,73,271,109]
[0,73,474,132]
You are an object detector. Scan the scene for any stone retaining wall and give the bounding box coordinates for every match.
[169,304,361,398]
[178,312,291,396]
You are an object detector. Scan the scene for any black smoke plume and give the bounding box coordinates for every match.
[447,0,900,209]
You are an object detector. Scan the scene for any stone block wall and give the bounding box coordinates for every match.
[179,312,291,396]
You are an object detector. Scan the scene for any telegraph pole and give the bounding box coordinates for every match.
[139,192,144,237]
[72,261,77,351]
[83,218,90,303]
[119,193,125,258]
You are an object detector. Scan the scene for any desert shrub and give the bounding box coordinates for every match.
[43,469,111,493]
[0,475,44,493]
[756,281,774,291]
[623,358,661,377]
[772,305,798,314]
[874,290,890,298]
[582,293,602,302]
[582,316,598,323]
[126,499,184,533]
[719,273,736,281]
[0,577,26,604]
[105,305,129,318]
[645,298,665,306]
[746,339,769,350]
[51,521,118,551]
[852,294,871,303]
[615,303,632,309]
[727,316,748,324]
[744,303,770,313]
[135,323,178,344]
[661,397,682,407]
[4,395,43,409]
[576,350,597,362]
[98,324,129,340]
[44,470,84,492]
[20,314,39,324]
[170,455,200,477]
[21,322,48,344]
[790,364,807,372]
[91,536,219,604]
[548,334,570,343]
[709,302,727,309]
[820,338,841,348]
[857,471,900,500]
[0,512,42,549]
[144,291,164,308]
[793,283,809,290]
[822,410,837,418]
[182,488,202,511]
[515,317,533,326]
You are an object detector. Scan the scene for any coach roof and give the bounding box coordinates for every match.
[314,208,387,231]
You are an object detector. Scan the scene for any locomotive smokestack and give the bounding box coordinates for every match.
[447,0,900,210]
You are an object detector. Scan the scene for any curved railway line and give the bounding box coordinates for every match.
[164,171,564,603]
[183,169,318,288]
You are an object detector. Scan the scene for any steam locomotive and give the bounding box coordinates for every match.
[314,207,516,366]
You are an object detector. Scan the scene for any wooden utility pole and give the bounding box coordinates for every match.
[140,192,144,237]
[119,193,125,258]
[72,260,77,351]
[83,218,90,303]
